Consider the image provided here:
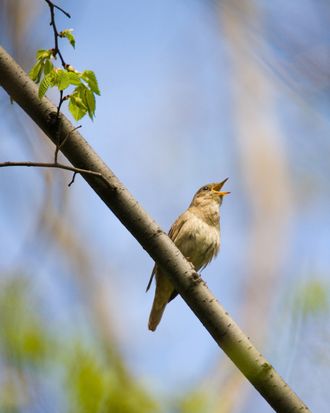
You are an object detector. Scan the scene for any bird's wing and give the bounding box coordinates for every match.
[168,212,189,242]
[146,212,188,292]
[146,265,156,292]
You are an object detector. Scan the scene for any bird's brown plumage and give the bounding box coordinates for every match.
[147,179,229,331]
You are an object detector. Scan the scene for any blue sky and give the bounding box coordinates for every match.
[1,1,330,412]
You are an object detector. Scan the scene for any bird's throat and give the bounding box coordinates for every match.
[189,201,220,228]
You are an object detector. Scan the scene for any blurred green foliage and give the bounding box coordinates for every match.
[0,275,224,413]
[293,279,329,318]
[173,391,210,413]
[0,278,50,364]
[66,345,157,413]
[0,276,157,413]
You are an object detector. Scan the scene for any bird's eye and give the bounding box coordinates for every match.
[202,186,208,191]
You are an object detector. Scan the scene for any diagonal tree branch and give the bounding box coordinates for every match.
[0,46,310,413]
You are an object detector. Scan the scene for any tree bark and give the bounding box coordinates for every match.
[0,46,311,413]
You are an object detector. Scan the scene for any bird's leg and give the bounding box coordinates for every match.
[185,257,196,272]
[192,271,201,280]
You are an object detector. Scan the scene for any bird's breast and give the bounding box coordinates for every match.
[175,212,220,271]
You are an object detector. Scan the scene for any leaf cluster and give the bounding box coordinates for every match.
[29,32,100,121]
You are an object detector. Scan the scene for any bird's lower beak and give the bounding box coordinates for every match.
[212,178,230,196]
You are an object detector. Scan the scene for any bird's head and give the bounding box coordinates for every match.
[190,178,230,208]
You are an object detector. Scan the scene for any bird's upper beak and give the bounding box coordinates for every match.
[212,178,230,196]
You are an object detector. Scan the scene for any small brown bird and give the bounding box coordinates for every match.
[146,178,230,331]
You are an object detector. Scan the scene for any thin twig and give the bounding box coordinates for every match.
[0,161,107,187]
[68,172,77,187]
[53,90,64,160]
[43,1,77,164]
[52,3,71,18]
[56,90,64,118]
[54,125,81,164]
[44,0,68,68]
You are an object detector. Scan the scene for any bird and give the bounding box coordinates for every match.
[146,178,230,331]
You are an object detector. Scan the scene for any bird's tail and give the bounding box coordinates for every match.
[148,272,174,331]
[148,300,167,331]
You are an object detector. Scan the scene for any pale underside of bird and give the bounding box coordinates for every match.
[146,179,230,331]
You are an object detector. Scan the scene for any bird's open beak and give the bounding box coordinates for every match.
[212,178,230,196]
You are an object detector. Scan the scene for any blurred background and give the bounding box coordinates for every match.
[0,0,329,412]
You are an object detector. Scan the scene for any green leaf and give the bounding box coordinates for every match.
[71,90,88,110]
[48,70,58,87]
[60,29,76,48]
[81,70,100,95]
[75,84,96,119]
[69,95,87,121]
[30,49,54,84]
[67,72,82,86]
[43,59,54,75]
[54,69,81,91]
[38,73,52,98]
[85,89,96,119]
[57,71,72,91]
[36,49,52,61]
[29,61,43,82]
[37,70,58,98]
